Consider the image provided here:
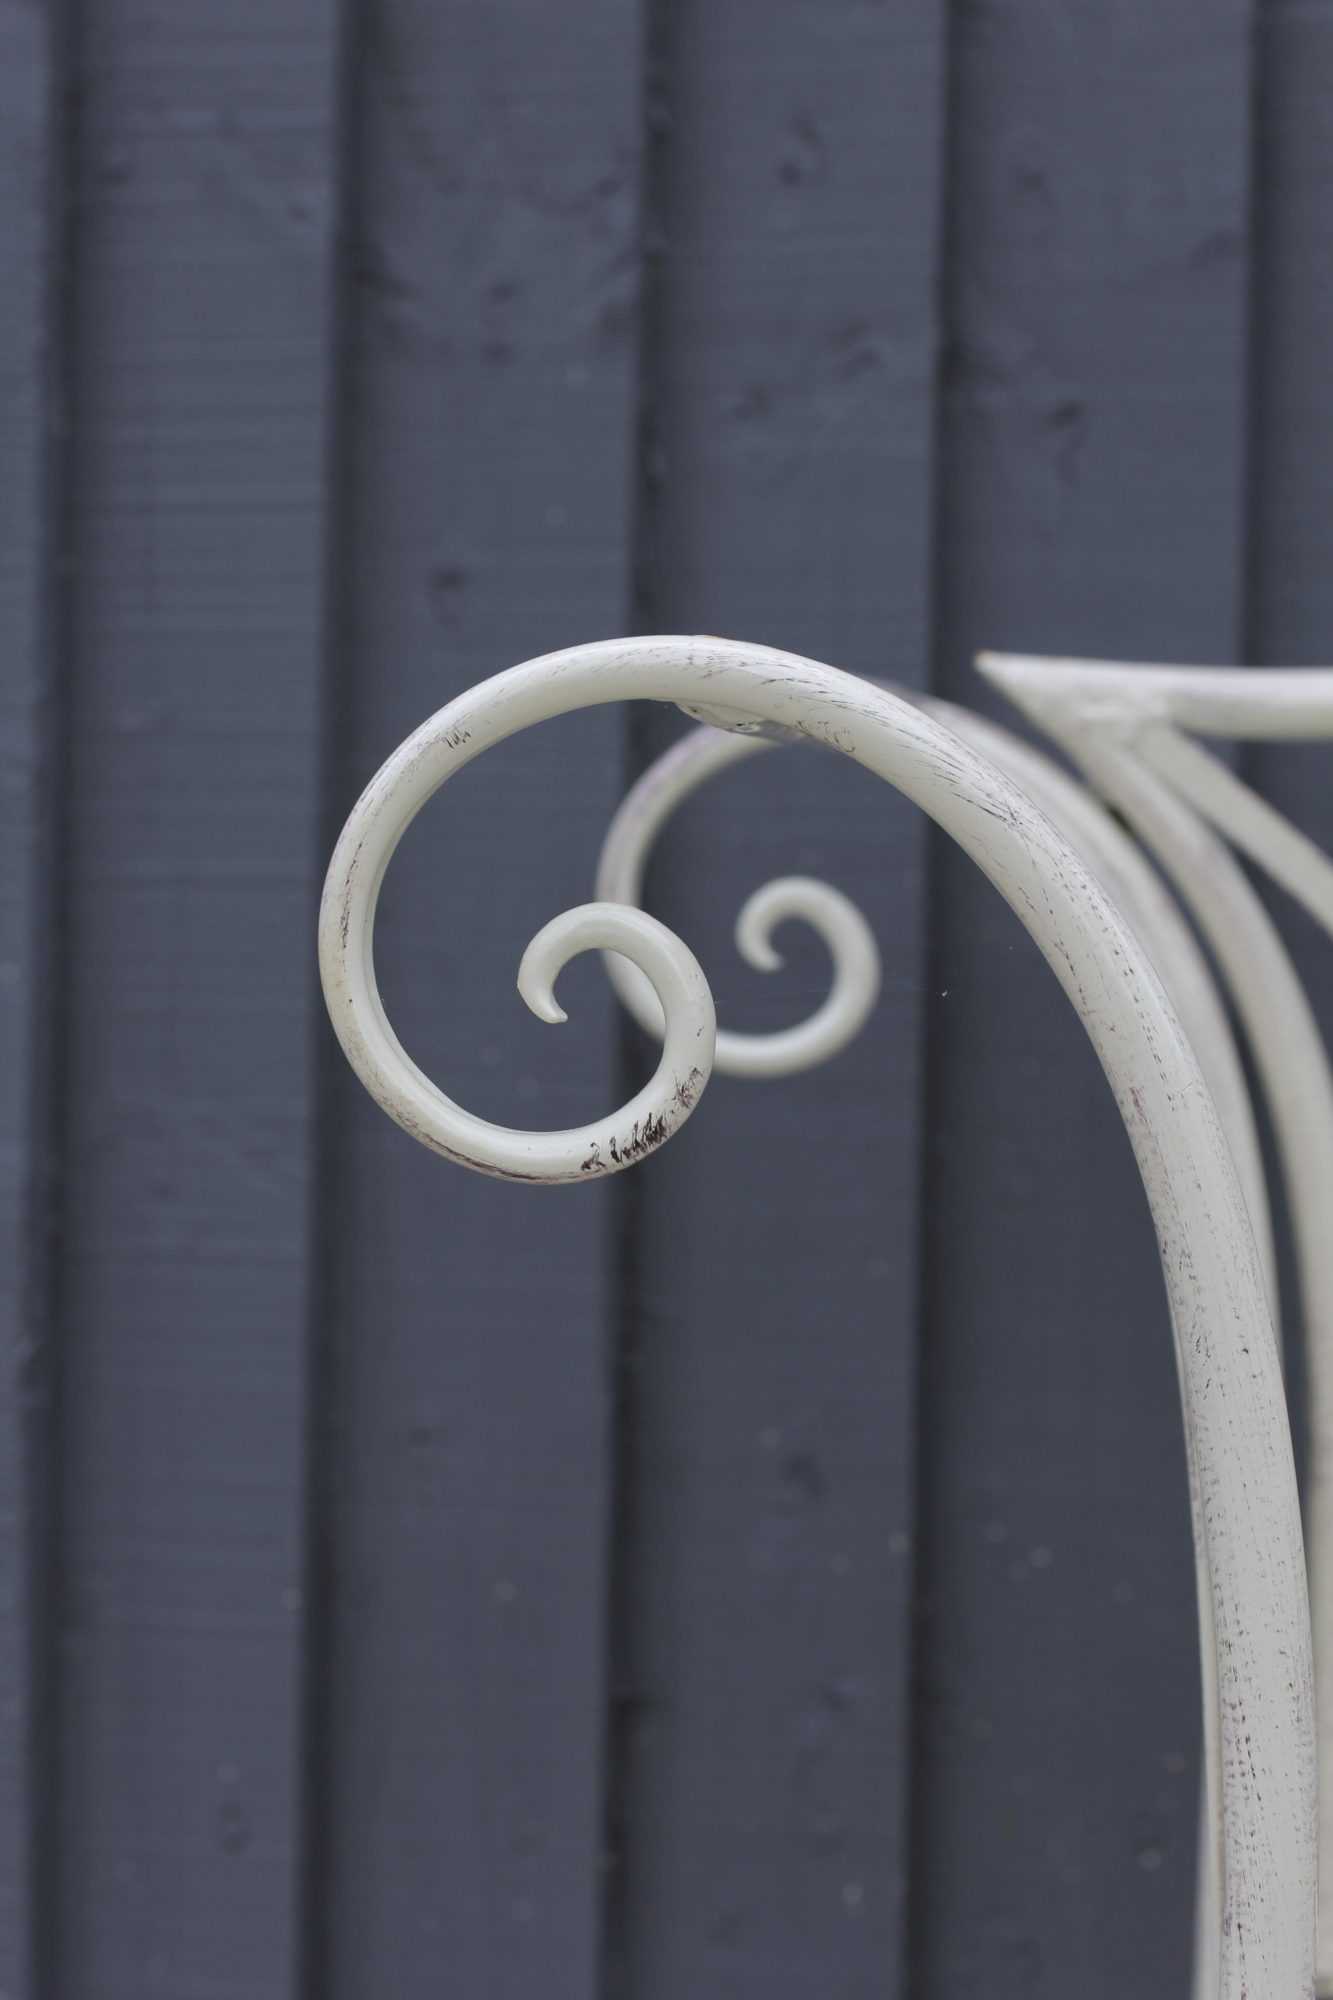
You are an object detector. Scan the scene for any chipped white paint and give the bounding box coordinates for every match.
[320,636,1315,1998]
[981,651,1333,1997]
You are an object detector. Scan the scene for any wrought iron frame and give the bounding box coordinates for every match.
[319,635,1318,1998]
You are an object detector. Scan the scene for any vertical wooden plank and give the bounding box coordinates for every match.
[314,6,645,1997]
[612,5,946,1996]
[911,5,1255,1994]
[52,5,345,1995]
[0,1,64,1991]
[1246,2,1333,1006]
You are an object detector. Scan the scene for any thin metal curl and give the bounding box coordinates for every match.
[323,881,715,1184]
[319,634,1313,1999]
[595,724,881,1077]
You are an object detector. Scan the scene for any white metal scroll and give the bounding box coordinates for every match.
[319,635,1315,1998]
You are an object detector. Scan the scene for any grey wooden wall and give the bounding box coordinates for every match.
[2,2,1330,1997]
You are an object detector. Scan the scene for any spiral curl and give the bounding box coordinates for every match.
[595,722,881,1078]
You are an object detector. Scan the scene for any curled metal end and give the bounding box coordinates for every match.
[595,724,881,1078]
[321,834,716,1181]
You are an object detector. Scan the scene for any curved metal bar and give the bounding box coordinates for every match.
[320,634,1314,1998]
[1078,741,1333,1986]
[596,698,1275,1297]
[1141,721,1333,940]
[980,647,1333,1994]
[594,693,1288,1997]
[934,705,1275,1304]
[934,708,1249,2000]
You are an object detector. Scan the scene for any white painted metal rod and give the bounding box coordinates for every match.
[981,646,1333,1997]
[320,635,1315,1999]
[1141,721,1333,940]
[978,651,1333,740]
[596,693,1276,1301]
[595,692,1292,2000]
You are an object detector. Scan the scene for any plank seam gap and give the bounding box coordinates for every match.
[26,0,85,1989]
[597,0,673,1990]
[293,1,367,1993]
[900,0,972,1986]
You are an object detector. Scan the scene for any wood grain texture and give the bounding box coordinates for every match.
[0,2,64,1993]
[911,4,1256,1994]
[50,5,345,1995]
[310,5,645,1996]
[611,6,946,1996]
